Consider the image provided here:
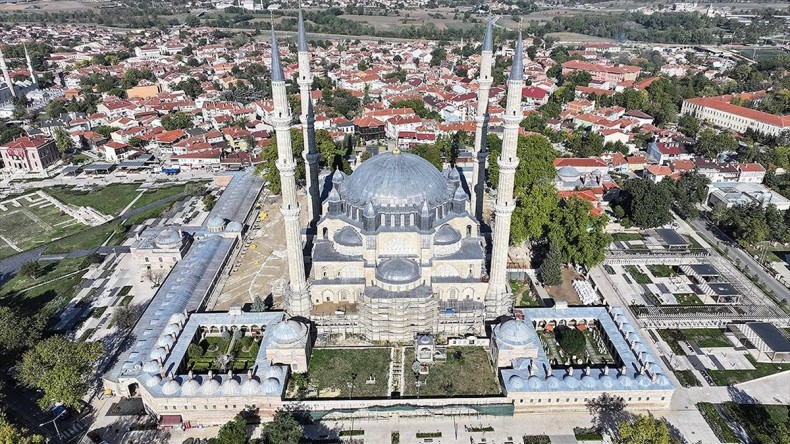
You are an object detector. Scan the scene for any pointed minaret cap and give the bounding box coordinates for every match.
[364,201,375,217]
[483,14,494,52]
[298,9,309,53]
[510,33,524,81]
[270,27,284,82]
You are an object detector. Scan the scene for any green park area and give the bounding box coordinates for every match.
[698,402,789,444]
[0,193,87,259]
[184,335,261,373]
[647,264,676,278]
[625,265,652,285]
[511,280,540,307]
[657,328,731,355]
[0,256,94,318]
[403,346,500,397]
[46,183,143,216]
[291,348,391,398]
[708,355,788,386]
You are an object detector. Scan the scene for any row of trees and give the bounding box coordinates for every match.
[614,172,710,228]
[712,202,790,246]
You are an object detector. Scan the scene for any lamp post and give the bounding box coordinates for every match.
[39,409,66,441]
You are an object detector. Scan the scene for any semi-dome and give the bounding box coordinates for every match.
[334,226,363,246]
[156,334,175,348]
[434,225,461,245]
[168,313,187,325]
[376,257,421,284]
[416,334,433,345]
[343,151,451,207]
[495,319,532,346]
[155,229,181,248]
[557,166,580,181]
[269,319,308,344]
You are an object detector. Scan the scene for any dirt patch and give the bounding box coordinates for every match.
[544,267,583,304]
[0,0,98,11]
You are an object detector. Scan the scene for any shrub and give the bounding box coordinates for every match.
[556,326,586,357]
[187,343,203,358]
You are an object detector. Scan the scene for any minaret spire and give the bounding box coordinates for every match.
[0,47,15,98]
[485,33,523,319]
[270,26,311,317]
[24,44,37,87]
[297,8,321,227]
[470,14,495,222]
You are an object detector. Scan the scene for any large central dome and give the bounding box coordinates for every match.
[343,151,451,207]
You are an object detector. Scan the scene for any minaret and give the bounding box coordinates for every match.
[485,33,524,319]
[0,48,15,97]
[297,9,321,227]
[470,15,495,222]
[270,28,311,317]
[24,45,37,87]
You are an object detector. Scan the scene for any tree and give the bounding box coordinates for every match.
[53,127,75,157]
[617,179,673,229]
[548,197,611,267]
[0,413,44,444]
[541,242,563,286]
[587,393,629,439]
[202,194,216,211]
[144,268,167,286]
[187,343,203,358]
[255,128,305,195]
[161,112,193,130]
[617,414,671,444]
[215,415,249,444]
[556,326,586,356]
[17,336,103,409]
[19,261,43,279]
[673,172,710,219]
[112,304,142,330]
[411,144,442,170]
[261,409,303,444]
[695,128,737,159]
[176,78,204,99]
[0,307,44,358]
[678,113,700,138]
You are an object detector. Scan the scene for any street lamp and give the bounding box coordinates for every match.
[347,373,357,400]
[39,409,67,441]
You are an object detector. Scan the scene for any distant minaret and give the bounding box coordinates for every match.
[470,15,495,222]
[270,27,311,317]
[297,9,321,227]
[24,45,38,87]
[485,33,524,319]
[0,48,15,97]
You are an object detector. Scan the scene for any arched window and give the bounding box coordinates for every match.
[322,227,328,240]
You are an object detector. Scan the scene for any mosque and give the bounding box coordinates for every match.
[0,45,40,108]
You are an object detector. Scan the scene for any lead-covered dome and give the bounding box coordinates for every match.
[376,257,421,284]
[269,319,308,345]
[155,229,181,248]
[343,151,450,207]
[495,319,533,346]
[334,226,363,246]
[434,224,461,245]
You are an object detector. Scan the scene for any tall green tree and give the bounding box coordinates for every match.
[215,415,249,444]
[617,414,671,444]
[0,413,44,444]
[548,197,611,267]
[161,112,193,130]
[541,242,563,286]
[411,144,442,170]
[53,127,74,157]
[617,179,673,228]
[255,129,305,194]
[17,336,103,409]
[261,409,303,444]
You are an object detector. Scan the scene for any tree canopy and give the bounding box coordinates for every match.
[616,179,674,229]
[261,409,303,444]
[617,414,671,444]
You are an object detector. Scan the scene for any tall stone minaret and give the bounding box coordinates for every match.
[485,33,523,319]
[24,45,37,87]
[270,28,311,317]
[297,9,321,227]
[470,15,495,222]
[0,48,15,98]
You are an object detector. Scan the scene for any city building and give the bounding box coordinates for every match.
[681,95,790,137]
[0,135,60,173]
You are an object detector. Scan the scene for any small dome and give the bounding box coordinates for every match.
[263,377,282,394]
[416,335,433,345]
[653,374,670,386]
[143,360,161,373]
[557,166,580,181]
[181,378,201,396]
[156,334,175,348]
[376,257,421,284]
[168,313,187,325]
[453,185,468,201]
[266,366,286,380]
[448,168,460,181]
[332,169,346,184]
[545,375,561,389]
[495,319,532,346]
[434,224,461,245]
[149,347,168,361]
[207,215,225,230]
[508,374,526,390]
[145,374,162,387]
[328,187,341,202]
[225,221,243,232]
[163,323,181,336]
[636,374,652,388]
[155,229,181,248]
[527,375,543,389]
[599,374,616,389]
[269,319,308,345]
[564,374,580,389]
[222,377,241,396]
[162,377,181,395]
[334,226,363,246]
[618,374,635,388]
[581,374,598,389]
[201,377,220,395]
[241,377,261,395]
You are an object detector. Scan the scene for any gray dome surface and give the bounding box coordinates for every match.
[344,152,450,207]
[155,229,181,248]
[557,166,580,180]
[376,257,421,284]
[269,319,308,344]
[334,226,363,246]
[434,224,461,245]
[496,319,532,346]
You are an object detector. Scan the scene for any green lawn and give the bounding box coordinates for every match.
[47,183,142,216]
[0,193,88,259]
[708,355,788,386]
[697,402,738,443]
[303,348,392,398]
[128,184,187,212]
[403,346,501,397]
[573,427,603,441]
[684,235,703,249]
[43,223,118,254]
[611,233,644,242]
[674,369,701,387]
[647,264,676,278]
[657,329,731,355]
[675,293,703,305]
[721,402,789,444]
[625,265,652,284]
[0,257,89,317]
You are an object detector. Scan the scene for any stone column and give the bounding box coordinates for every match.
[271,28,310,317]
[470,15,495,222]
[485,34,524,319]
[297,10,321,227]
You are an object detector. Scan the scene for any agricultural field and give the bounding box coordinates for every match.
[0,192,87,259]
